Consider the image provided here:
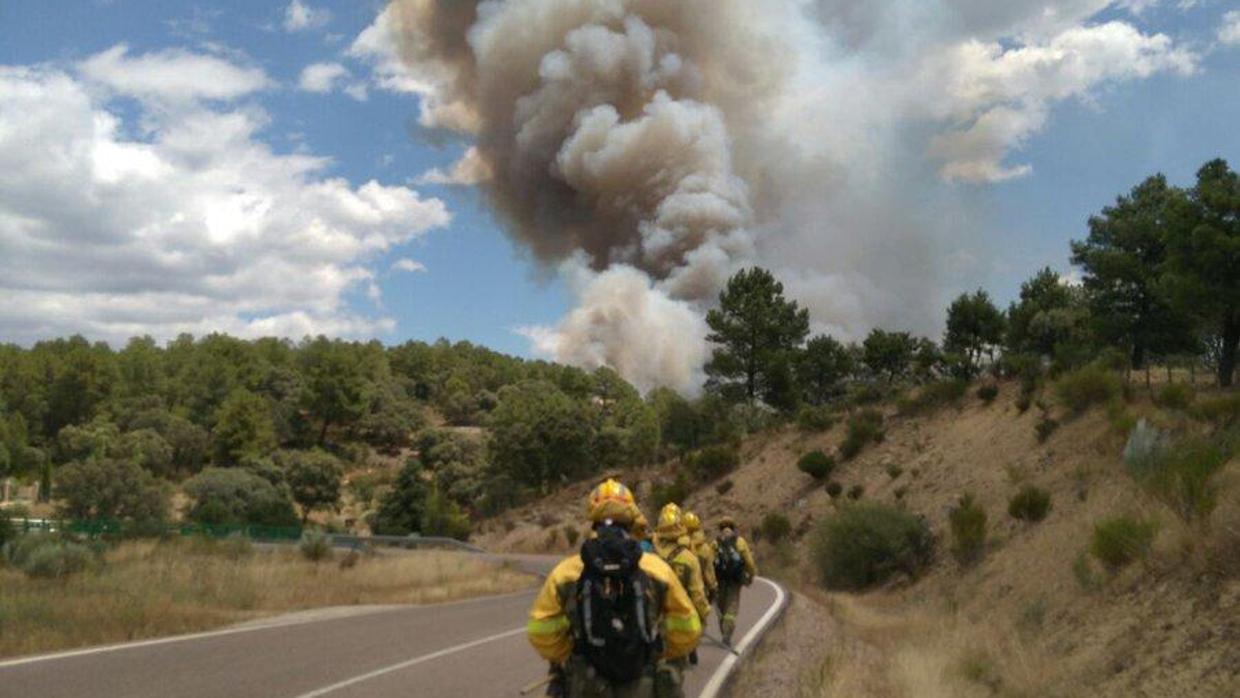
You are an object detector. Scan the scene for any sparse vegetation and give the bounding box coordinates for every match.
[1190,393,1240,426]
[1091,516,1159,571]
[1008,486,1053,522]
[825,481,843,498]
[715,479,734,495]
[848,484,865,500]
[0,540,533,658]
[562,524,580,547]
[686,444,740,482]
[4,533,98,579]
[1130,434,1231,526]
[897,379,968,415]
[949,494,987,566]
[797,449,835,480]
[796,405,836,432]
[811,502,934,590]
[650,475,692,512]
[1035,415,1060,443]
[885,463,903,480]
[839,409,885,460]
[298,529,332,562]
[1154,382,1195,410]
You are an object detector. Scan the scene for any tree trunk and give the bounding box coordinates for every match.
[1220,314,1240,388]
[1145,364,1152,396]
[1131,342,1146,372]
[318,417,331,446]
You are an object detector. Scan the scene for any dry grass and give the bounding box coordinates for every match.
[0,539,534,659]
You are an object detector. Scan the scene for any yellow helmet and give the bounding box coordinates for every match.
[656,502,686,538]
[717,515,737,530]
[587,479,637,524]
[632,512,650,539]
[683,511,702,533]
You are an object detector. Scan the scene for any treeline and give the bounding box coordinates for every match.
[703,158,1239,411]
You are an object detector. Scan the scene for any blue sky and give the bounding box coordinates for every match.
[0,1,1236,366]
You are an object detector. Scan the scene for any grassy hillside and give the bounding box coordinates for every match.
[482,378,1240,697]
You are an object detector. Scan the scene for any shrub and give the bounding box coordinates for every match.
[761,512,792,543]
[797,450,836,480]
[4,534,96,579]
[1015,393,1033,414]
[299,529,333,562]
[839,409,884,460]
[217,533,254,560]
[847,484,865,500]
[650,475,691,512]
[0,509,14,551]
[885,463,904,480]
[811,502,934,590]
[1134,435,1230,525]
[715,479,734,495]
[977,384,999,404]
[422,488,472,540]
[796,406,836,433]
[826,481,843,498]
[1035,416,1059,443]
[686,445,740,482]
[183,468,299,528]
[949,494,987,566]
[563,525,581,547]
[898,380,968,416]
[278,449,344,524]
[1008,486,1052,522]
[1154,383,1195,410]
[893,486,908,501]
[1054,366,1122,415]
[1190,393,1240,426]
[1091,516,1158,571]
[1072,552,1102,591]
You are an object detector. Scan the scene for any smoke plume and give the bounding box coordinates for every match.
[380,0,1198,393]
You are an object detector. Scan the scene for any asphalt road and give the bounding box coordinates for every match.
[0,556,784,698]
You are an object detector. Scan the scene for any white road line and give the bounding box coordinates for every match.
[289,626,527,698]
[698,577,787,698]
[0,590,536,669]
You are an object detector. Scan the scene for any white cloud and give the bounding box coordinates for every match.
[298,62,349,93]
[283,1,331,33]
[1220,11,1240,45]
[79,44,270,104]
[0,50,451,345]
[415,147,493,186]
[391,258,427,273]
[929,21,1197,182]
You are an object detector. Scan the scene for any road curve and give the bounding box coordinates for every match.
[0,559,784,698]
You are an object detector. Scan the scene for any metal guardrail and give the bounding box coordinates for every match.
[6,518,478,551]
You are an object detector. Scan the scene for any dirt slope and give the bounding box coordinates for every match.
[480,382,1240,697]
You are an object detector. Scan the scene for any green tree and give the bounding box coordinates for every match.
[487,380,597,491]
[944,290,1005,377]
[299,338,375,444]
[279,449,344,524]
[797,335,854,405]
[56,457,170,527]
[371,459,430,535]
[113,428,174,477]
[212,388,277,467]
[1005,267,1093,367]
[1164,159,1240,386]
[1071,174,1192,370]
[705,267,810,405]
[862,329,915,384]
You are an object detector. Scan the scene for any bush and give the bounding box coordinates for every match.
[299,529,333,562]
[563,525,580,547]
[898,380,968,416]
[977,384,999,404]
[1016,393,1033,414]
[217,533,254,560]
[1054,366,1122,415]
[4,534,96,579]
[686,445,740,482]
[0,509,14,551]
[811,502,934,590]
[761,512,793,543]
[1008,486,1052,522]
[1154,383,1196,410]
[183,468,299,528]
[847,484,865,500]
[650,475,691,512]
[885,463,904,480]
[422,488,472,540]
[839,410,884,460]
[277,449,344,524]
[949,494,987,566]
[1132,435,1230,525]
[1035,416,1059,443]
[1091,516,1158,571]
[826,481,843,498]
[797,450,836,480]
[796,406,836,433]
[715,479,734,495]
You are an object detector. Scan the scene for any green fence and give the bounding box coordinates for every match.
[12,518,302,542]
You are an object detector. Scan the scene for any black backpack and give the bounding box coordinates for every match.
[573,527,660,684]
[715,534,746,583]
